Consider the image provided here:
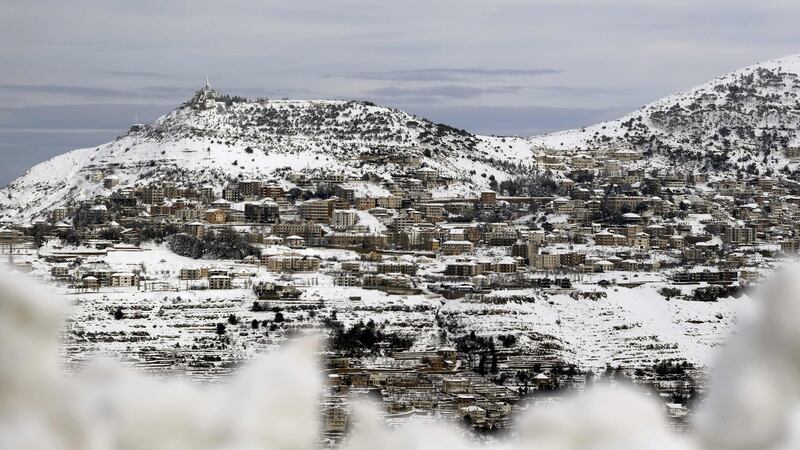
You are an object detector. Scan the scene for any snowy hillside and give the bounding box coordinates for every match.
[0,84,534,222]
[9,53,800,222]
[531,53,800,177]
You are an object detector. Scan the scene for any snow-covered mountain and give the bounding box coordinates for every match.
[0,84,534,222]
[7,53,800,222]
[531,53,800,177]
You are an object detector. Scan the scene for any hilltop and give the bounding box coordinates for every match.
[0,84,534,222]
[530,54,800,177]
[8,53,800,222]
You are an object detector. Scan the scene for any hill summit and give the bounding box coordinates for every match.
[530,53,800,178]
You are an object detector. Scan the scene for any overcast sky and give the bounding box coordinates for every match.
[1,0,799,185]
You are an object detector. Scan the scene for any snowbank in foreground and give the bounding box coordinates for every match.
[4,265,800,449]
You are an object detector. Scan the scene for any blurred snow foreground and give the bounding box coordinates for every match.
[2,266,800,450]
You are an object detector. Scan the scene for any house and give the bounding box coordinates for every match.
[460,405,486,425]
[531,253,561,270]
[103,175,120,189]
[442,378,470,394]
[324,406,349,433]
[89,205,109,224]
[331,209,359,230]
[263,254,320,272]
[205,208,226,224]
[299,198,335,222]
[285,235,306,249]
[594,230,627,246]
[180,267,205,280]
[445,261,479,277]
[244,200,279,223]
[184,222,205,239]
[264,235,284,246]
[415,167,439,182]
[51,265,71,279]
[442,240,474,256]
[669,234,685,249]
[723,227,755,244]
[111,272,139,287]
[620,259,640,272]
[208,275,232,289]
[495,257,519,273]
[630,232,650,250]
[51,207,69,222]
[333,272,362,287]
[593,260,615,272]
[82,276,100,291]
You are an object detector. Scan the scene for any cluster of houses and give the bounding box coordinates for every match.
[8,143,797,435]
[323,347,547,432]
[7,144,800,294]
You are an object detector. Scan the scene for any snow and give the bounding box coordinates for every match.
[0,94,536,223]
[439,283,749,370]
[354,210,387,233]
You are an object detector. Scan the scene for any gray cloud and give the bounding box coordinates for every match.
[90,70,178,79]
[367,84,524,100]
[528,86,635,96]
[335,68,561,82]
[0,84,192,101]
[0,84,139,99]
[397,104,632,137]
[0,83,319,106]
[0,104,172,130]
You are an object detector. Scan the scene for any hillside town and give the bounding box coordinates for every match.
[10,0,800,447]
[0,140,791,435]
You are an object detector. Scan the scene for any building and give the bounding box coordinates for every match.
[263,254,320,272]
[82,276,100,291]
[333,272,362,287]
[630,232,650,250]
[89,205,109,224]
[495,257,519,273]
[331,209,359,230]
[324,406,349,433]
[442,378,470,394]
[51,265,71,279]
[445,261,479,277]
[531,253,561,270]
[208,275,232,289]
[673,271,738,284]
[103,175,120,189]
[184,222,205,239]
[205,209,226,224]
[260,184,284,200]
[442,240,474,256]
[480,191,497,205]
[273,222,324,241]
[244,201,279,224]
[559,252,586,267]
[724,227,756,245]
[111,272,139,287]
[299,199,335,222]
[285,235,306,249]
[377,260,417,276]
[594,230,627,246]
[180,268,205,280]
[238,180,263,199]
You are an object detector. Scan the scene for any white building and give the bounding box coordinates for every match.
[331,209,359,230]
[111,272,139,287]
